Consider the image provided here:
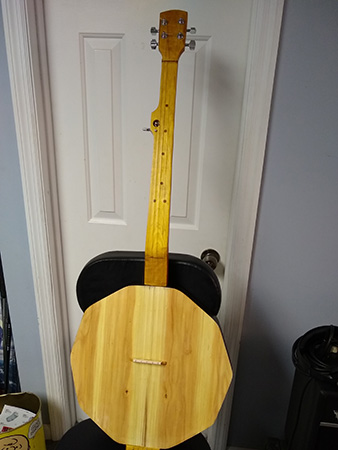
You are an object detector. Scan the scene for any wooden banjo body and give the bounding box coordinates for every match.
[71,285,231,448]
[71,10,232,450]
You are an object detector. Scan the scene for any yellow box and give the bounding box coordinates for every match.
[0,392,46,450]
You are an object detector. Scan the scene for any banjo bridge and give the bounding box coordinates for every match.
[132,358,167,366]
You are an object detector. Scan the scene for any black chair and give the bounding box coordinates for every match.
[56,252,220,450]
[56,419,211,450]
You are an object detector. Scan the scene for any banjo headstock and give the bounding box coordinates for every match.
[150,10,196,61]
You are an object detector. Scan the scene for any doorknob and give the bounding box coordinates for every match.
[200,249,220,271]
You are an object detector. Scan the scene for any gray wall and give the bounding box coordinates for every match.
[228,0,338,448]
[0,8,48,418]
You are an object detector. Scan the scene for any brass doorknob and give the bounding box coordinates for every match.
[200,249,220,271]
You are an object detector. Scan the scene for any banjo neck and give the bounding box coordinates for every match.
[144,60,179,287]
[144,10,188,287]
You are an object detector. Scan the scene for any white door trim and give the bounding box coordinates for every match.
[1,0,76,440]
[1,0,284,446]
[214,1,284,448]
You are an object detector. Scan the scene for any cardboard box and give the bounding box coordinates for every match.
[0,392,46,450]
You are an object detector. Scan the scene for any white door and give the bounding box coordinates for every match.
[44,0,251,427]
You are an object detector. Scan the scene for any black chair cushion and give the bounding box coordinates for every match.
[56,419,211,450]
[76,251,221,316]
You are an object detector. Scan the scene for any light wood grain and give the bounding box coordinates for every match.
[144,61,178,287]
[144,10,187,287]
[71,285,232,448]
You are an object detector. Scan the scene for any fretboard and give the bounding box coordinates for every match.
[144,61,179,287]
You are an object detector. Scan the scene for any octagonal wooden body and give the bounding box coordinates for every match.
[71,285,232,448]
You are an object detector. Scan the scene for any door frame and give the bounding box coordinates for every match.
[1,0,284,446]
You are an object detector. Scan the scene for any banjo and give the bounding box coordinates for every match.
[71,10,232,450]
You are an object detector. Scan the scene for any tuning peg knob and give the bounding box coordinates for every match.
[150,27,158,35]
[187,27,196,34]
[186,40,196,51]
[150,39,158,50]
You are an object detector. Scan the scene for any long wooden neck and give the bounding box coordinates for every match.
[144,61,179,286]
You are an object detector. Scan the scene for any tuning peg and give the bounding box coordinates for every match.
[150,27,158,35]
[186,40,196,51]
[187,27,196,34]
[150,39,158,50]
